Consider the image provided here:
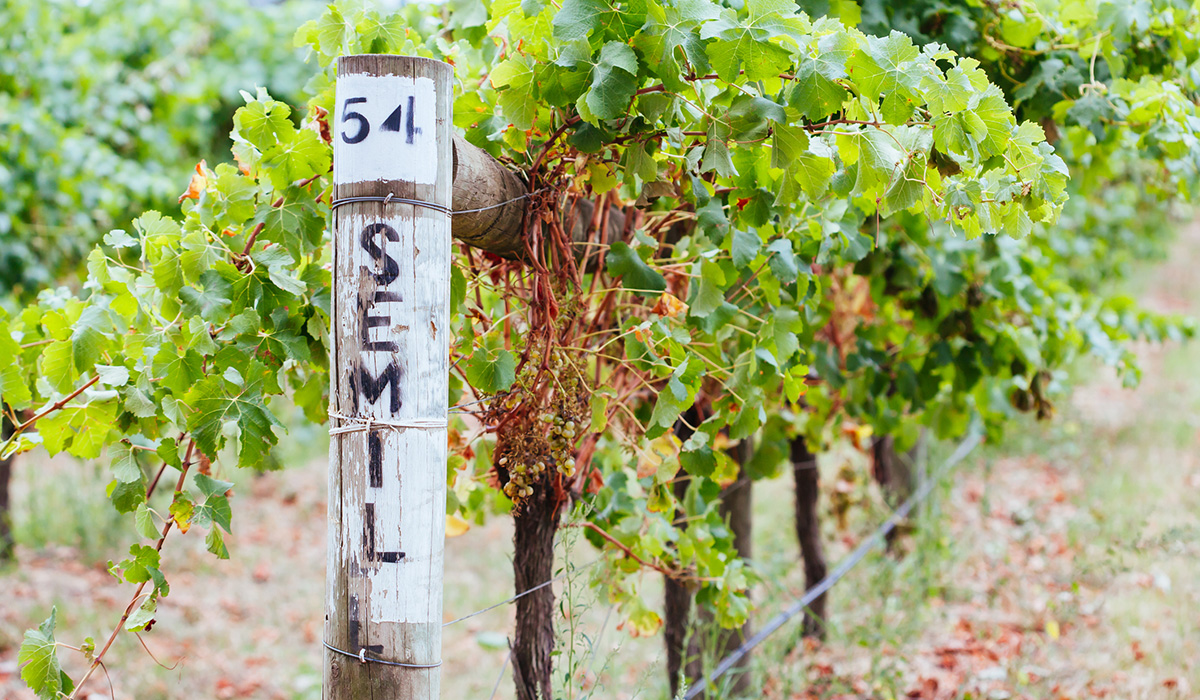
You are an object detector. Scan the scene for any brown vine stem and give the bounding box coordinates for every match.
[145,432,186,500]
[530,117,578,180]
[68,440,195,699]
[3,375,100,449]
[234,171,325,268]
[570,521,684,578]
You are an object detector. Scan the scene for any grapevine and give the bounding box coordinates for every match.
[4,1,1199,698]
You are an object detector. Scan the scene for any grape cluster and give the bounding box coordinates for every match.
[500,452,547,499]
[543,412,577,478]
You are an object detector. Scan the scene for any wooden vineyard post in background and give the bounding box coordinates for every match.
[325,55,452,700]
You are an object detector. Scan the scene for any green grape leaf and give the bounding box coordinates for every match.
[40,401,118,459]
[119,543,167,595]
[789,32,854,120]
[110,443,142,484]
[235,88,295,151]
[0,321,31,409]
[701,124,737,178]
[262,129,331,191]
[689,260,727,317]
[95,364,129,387]
[586,41,640,121]
[552,0,605,39]
[185,363,282,467]
[71,306,109,373]
[465,347,517,393]
[490,56,537,130]
[125,599,158,632]
[135,504,160,540]
[253,195,327,261]
[852,128,904,197]
[108,478,147,514]
[771,123,809,168]
[766,238,799,283]
[18,608,73,700]
[606,242,667,295]
[192,473,235,533]
[730,228,761,269]
[206,528,230,559]
[846,31,921,124]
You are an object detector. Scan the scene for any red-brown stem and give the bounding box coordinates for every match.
[5,376,100,445]
[235,172,323,264]
[240,222,265,259]
[145,432,186,501]
[727,256,773,305]
[571,521,683,577]
[68,440,195,699]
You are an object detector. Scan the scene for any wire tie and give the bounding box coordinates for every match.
[323,641,443,669]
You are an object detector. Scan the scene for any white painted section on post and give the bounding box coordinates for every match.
[332,75,439,186]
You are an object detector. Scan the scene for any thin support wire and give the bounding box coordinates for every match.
[682,431,983,700]
[328,191,540,217]
[442,557,602,627]
[489,648,513,700]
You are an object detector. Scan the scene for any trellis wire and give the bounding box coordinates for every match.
[682,431,983,700]
[488,649,513,700]
[442,557,603,627]
[328,190,540,216]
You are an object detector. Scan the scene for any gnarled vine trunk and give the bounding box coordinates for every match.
[511,475,563,700]
[790,437,827,638]
[665,437,754,697]
[664,475,693,696]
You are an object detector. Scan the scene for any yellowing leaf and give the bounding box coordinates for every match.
[446,514,471,538]
[585,162,619,194]
[652,292,688,318]
[1046,619,1060,640]
[637,434,681,481]
[620,608,663,638]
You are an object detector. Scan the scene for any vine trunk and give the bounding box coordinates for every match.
[791,437,827,638]
[511,475,563,700]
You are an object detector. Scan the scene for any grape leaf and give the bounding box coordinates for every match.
[586,41,640,121]
[18,608,73,700]
[465,347,516,393]
[606,242,667,295]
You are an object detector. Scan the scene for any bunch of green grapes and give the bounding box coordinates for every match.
[495,347,589,502]
[545,348,588,479]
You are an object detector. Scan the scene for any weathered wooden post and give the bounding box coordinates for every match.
[325,55,452,699]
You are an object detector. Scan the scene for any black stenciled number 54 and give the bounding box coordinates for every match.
[340,96,421,145]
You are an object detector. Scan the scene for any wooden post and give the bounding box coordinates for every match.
[325,55,452,700]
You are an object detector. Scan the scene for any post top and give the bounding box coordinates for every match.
[336,54,454,79]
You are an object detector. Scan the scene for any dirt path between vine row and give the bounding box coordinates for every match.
[761,225,1200,700]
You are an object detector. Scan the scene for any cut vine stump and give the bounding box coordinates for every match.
[325,54,452,700]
